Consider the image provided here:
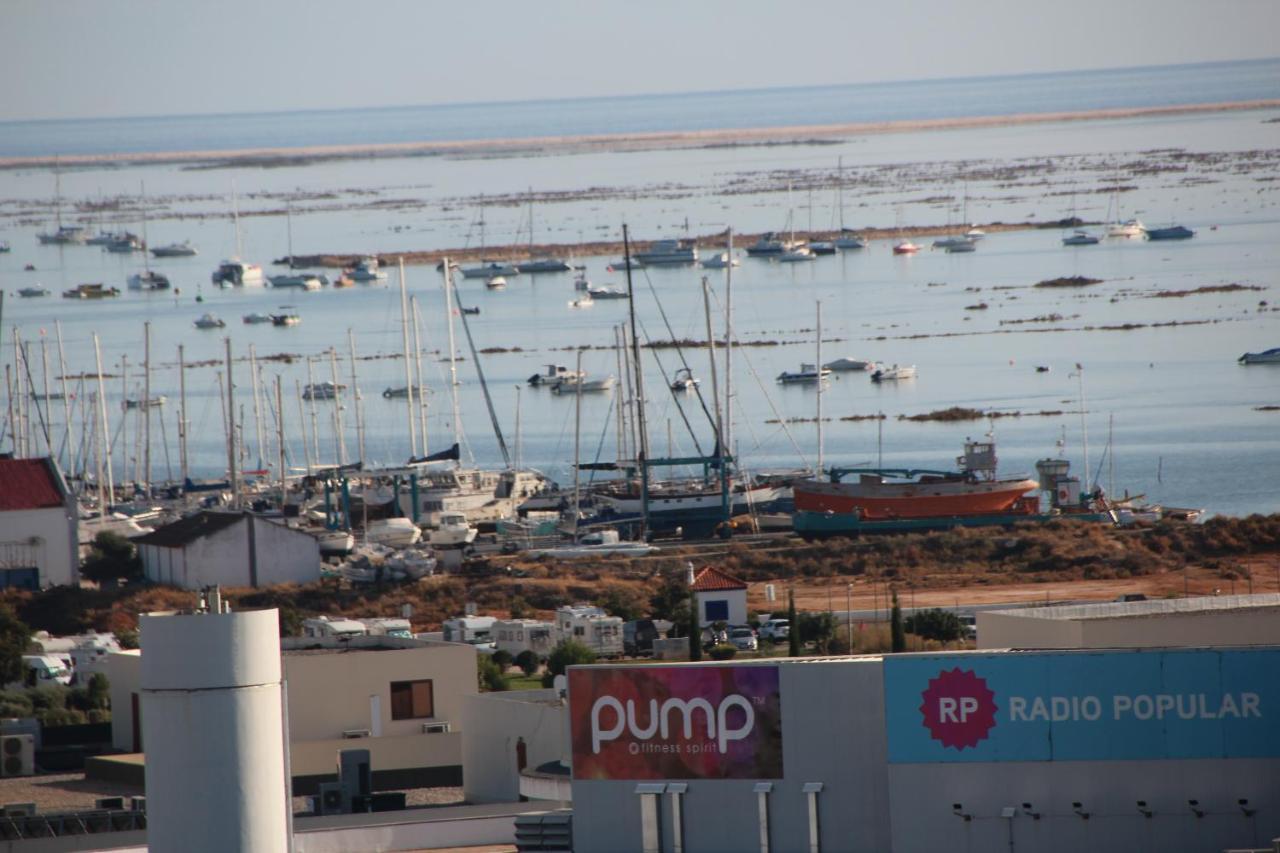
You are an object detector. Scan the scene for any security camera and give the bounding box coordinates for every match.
[952,803,972,822]
[1238,799,1257,818]
[1136,801,1153,818]
[1021,802,1041,820]
[1072,802,1090,820]
[1188,800,1205,819]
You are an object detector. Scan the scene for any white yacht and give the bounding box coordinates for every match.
[632,239,698,265]
[194,313,226,330]
[1107,218,1146,238]
[777,363,830,384]
[428,512,479,548]
[347,256,387,282]
[269,272,324,290]
[364,518,422,548]
[461,261,519,279]
[871,364,917,382]
[151,241,198,258]
[127,271,171,291]
[212,259,265,287]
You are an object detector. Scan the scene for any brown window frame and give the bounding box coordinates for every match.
[389,679,435,720]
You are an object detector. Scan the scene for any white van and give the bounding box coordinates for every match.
[19,655,73,688]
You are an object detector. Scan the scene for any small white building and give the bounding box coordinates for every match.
[492,619,556,658]
[691,565,748,627]
[0,457,79,588]
[136,511,322,589]
[554,605,622,657]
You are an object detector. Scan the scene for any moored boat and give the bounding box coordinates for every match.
[892,240,920,255]
[212,259,265,287]
[271,313,301,326]
[151,241,198,258]
[1145,225,1194,241]
[1062,230,1100,246]
[127,270,171,291]
[461,261,519,279]
[823,357,874,372]
[632,239,697,265]
[871,364,916,382]
[347,256,388,282]
[777,363,830,384]
[551,375,616,394]
[243,312,273,324]
[1238,347,1280,365]
[194,313,226,329]
[18,286,50,298]
[62,283,119,299]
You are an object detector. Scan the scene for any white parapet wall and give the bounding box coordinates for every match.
[140,607,289,853]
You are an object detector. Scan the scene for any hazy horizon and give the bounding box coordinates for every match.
[5,0,1278,123]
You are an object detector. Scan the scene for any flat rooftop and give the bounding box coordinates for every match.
[988,593,1280,622]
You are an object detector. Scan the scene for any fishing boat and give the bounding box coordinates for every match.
[592,478,786,528]
[871,364,916,382]
[151,241,198,258]
[271,313,301,326]
[823,357,874,372]
[17,286,49,298]
[776,363,830,384]
[1062,230,1100,246]
[551,375,616,394]
[1145,225,1195,241]
[528,364,583,387]
[461,261,519,280]
[62,283,120,299]
[1238,347,1280,365]
[127,270,171,291]
[700,252,740,269]
[243,312,273,324]
[794,439,1039,523]
[302,381,346,400]
[427,512,479,548]
[124,395,167,410]
[347,256,387,282]
[194,313,226,329]
[632,239,698,265]
[587,286,628,300]
[670,368,699,391]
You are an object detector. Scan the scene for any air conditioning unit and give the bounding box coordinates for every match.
[1,803,35,818]
[421,722,451,734]
[0,736,33,777]
[341,729,371,739]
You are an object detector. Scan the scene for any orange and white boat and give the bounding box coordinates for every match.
[892,240,920,255]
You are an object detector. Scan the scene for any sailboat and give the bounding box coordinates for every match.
[211,183,265,286]
[127,183,171,291]
[1105,190,1145,238]
[459,206,520,279]
[37,163,88,245]
[832,157,867,250]
[517,189,572,273]
[270,203,326,289]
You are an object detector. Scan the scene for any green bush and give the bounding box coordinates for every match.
[904,609,964,643]
[514,650,541,677]
[491,650,514,670]
[80,532,143,584]
[477,655,509,692]
[0,690,33,719]
[708,644,738,661]
[0,607,31,686]
[541,640,596,687]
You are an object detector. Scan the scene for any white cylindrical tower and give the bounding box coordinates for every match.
[140,608,289,853]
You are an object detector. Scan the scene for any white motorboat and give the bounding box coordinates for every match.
[269,272,324,290]
[365,517,422,548]
[871,364,917,382]
[462,261,519,279]
[428,512,479,548]
[529,363,583,387]
[1063,230,1101,246]
[632,239,698,265]
[18,286,50,298]
[965,228,986,241]
[1238,347,1280,365]
[243,312,273,324]
[569,292,594,308]
[347,256,387,282]
[892,241,920,255]
[824,357,874,372]
[271,313,301,326]
[587,286,628,300]
[670,368,700,391]
[151,241,198,258]
[1107,218,1146,239]
[127,270,171,291]
[700,252,740,269]
[194,313,226,329]
[485,275,507,290]
[834,231,867,250]
[316,530,355,555]
[778,246,816,263]
[777,363,830,384]
[212,259,265,287]
[551,375,616,394]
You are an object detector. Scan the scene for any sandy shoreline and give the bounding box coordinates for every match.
[4,99,1277,170]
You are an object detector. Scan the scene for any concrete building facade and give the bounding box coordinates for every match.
[136,511,321,589]
[568,648,1280,853]
[690,566,748,627]
[461,688,570,804]
[0,457,79,588]
[978,593,1280,650]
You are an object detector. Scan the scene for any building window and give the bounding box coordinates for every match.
[704,599,729,622]
[390,680,434,720]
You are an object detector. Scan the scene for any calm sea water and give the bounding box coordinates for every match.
[1,59,1278,158]
[2,64,1279,518]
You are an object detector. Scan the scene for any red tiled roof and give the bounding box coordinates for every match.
[0,458,65,512]
[691,566,748,592]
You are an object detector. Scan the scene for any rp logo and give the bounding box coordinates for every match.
[919,668,998,750]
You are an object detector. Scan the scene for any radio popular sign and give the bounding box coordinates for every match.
[885,648,1280,763]
[570,665,783,780]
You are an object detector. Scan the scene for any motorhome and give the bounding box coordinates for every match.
[492,619,556,658]
[18,655,73,688]
[442,616,497,646]
[361,618,413,639]
[555,605,623,658]
[301,616,368,640]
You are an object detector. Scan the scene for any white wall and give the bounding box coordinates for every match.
[461,689,566,804]
[0,506,78,587]
[696,588,747,627]
[108,650,142,752]
[143,516,320,589]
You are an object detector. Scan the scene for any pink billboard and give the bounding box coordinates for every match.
[570,665,783,780]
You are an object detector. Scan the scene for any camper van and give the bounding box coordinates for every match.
[361,618,413,639]
[442,616,496,647]
[301,616,368,640]
[492,619,556,658]
[555,605,623,658]
[19,655,73,688]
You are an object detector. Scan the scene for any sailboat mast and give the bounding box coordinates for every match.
[120,354,128,486]
[39,336,52,457]
[232,181,243,259]
[143,322,152,493]
[93,333,113,511]
[572,348,583,540]
[347,328,365,464]
[614,325,627,462]
[702,277,728,522]
[410,296,428,458]
[442,258,463,460]
[224,337,239,508]
[723,228,734,455]
[837,156,845,231]
[178,344,188,486]
[513,385,522,473]
[295,380,311,476]
[276,375,286,505]
[329,348,345,466]
[285,202,294,269]
[55,321,74,478]
[305,356,320,465]
[816,301,824,478]
[248,344,266,471]
[140,181,151,277]
[397,258,418,458]
[623,225,650,536]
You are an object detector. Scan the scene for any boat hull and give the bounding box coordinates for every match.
[793,477,1039,519]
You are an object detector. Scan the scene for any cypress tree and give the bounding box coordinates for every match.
[890,590,906,653]
[787,589,801,657]
[688,589,702,661]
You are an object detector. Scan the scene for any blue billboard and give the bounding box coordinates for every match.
[884,648,1280,763]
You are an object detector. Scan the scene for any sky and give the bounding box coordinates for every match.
[3,0,1278,122]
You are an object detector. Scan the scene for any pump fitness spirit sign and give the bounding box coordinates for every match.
[885,649,1280,763]
[570,665,783,780]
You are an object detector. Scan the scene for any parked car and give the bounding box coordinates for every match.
[728,626,758,651]
[759,619,790,642]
